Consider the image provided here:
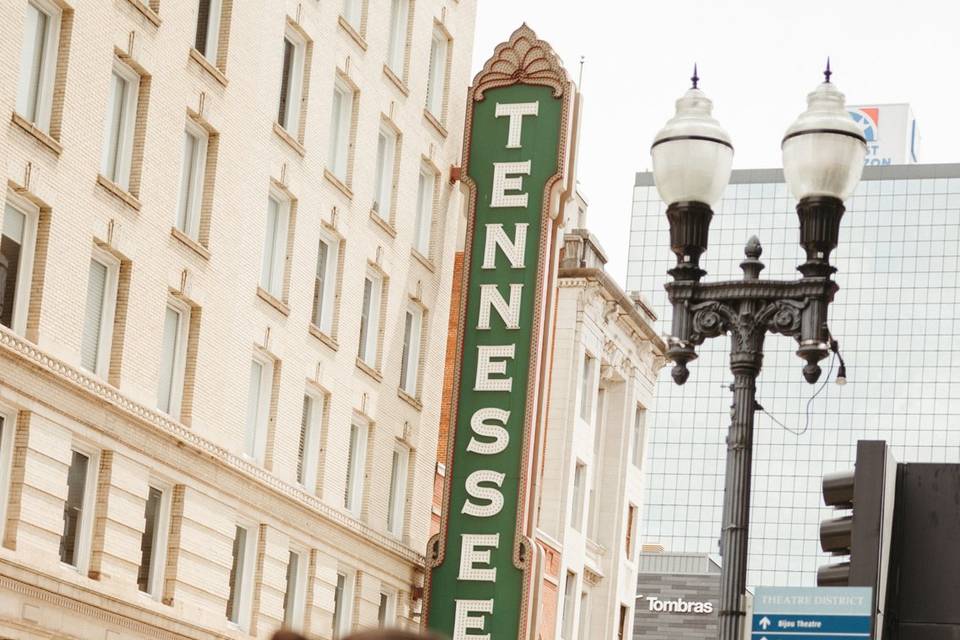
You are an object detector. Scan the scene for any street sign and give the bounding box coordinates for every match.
[751,586,872,640]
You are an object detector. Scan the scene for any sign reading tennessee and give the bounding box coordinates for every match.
[424,26,573,640]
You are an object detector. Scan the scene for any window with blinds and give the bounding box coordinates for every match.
[80,256,117,376]
[59,450,91,567]
[137,485,165,594]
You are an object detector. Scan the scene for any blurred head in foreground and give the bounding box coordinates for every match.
[272,630,446,640]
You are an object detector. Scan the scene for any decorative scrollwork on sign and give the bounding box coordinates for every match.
[472,24,570,101]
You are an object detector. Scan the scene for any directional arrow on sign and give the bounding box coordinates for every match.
[759,616,772,629]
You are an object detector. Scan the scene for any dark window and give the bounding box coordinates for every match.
[277,38,295,127]
[59,451,90,566]
[137,486,163,592]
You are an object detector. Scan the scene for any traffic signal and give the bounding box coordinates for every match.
[818,468,855,585]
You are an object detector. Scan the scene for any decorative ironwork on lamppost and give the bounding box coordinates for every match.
[651,64,866,640]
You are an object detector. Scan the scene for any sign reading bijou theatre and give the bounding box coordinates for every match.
[424,26,574,640]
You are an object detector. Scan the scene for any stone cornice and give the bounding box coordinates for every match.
[0,328,425,566]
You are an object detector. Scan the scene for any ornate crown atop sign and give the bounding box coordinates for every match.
[473,24,570,101]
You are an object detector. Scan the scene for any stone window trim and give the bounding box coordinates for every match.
[371,114,403,230]
[164,287,202,427]
[424,18,453,128]
[0,406,20,545]
[183,108,219,250]
[358,259,389,373]
[61,441,100,576]
[325,69,361,192]
[136,478,173,599]
[91,238,132,389]
[412,155,441,262]
[398,295,428,402]
[189,0,233,76]
[247,345,282,472]
[124,0,160,27]
[277,16,314,146]
[259,178,298,307]
[303,378,331,498]
[384,0,414,86]
[339,0,368,42]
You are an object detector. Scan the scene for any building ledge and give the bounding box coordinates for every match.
[308,324,338,351]
[273,121,306,157]
[256,287,290,316]
[423,109,448,138]
[356,358,383,383]
[170,227,210,261]
[398,388,422,411]
[369,209,397,238]
[124,0,161,27]
[11,112,62,156]
[188,48,228,87]
[337,15,368,51]
[411,249,436,273]
[382,65,410,96]
[323,168,353,200]
[96,174,142,212]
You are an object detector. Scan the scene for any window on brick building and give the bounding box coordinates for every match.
[137,484,169,597]
[342,0,361,31]
[277,28,307,136]
[282,549,306,630]
[244,356,272,464]
[579,353,595,422]
[194,0,223,63]
[311,233,339,335]
[1,200,38,335]
[157,300,190,418]
[413,167,435,256]
[296,392,324,490]
[59,448,97,572]
[372,126,397,218]
[357,271,382,367]
[225,523,256,629]
[16,0,62,132]
[0,412,16,542]
[260,193,290,299]
[425,27,449,118]
[328,80,355,183]
[399,305,422,396]
[332,569,354,639]
[100,62,140,190]
[385,0,409,78]
[387,444,408,536]
[176,121,208,240]
[377,589,396,627]
[344,422,367,514]
[80,251,119,377]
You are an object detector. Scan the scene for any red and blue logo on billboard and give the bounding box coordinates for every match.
[848,107,879,143]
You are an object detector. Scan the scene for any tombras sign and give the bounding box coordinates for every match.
[424,25,577,640]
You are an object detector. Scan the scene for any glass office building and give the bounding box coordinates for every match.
[627,164,960,586]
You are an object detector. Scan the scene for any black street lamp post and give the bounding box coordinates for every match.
[650,65,866,640]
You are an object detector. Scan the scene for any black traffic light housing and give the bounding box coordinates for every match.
[818,441,898,635]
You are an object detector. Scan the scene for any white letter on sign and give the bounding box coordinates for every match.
[491,161,531,208]
[467,408,510,455]
[475,345,515,391]
[462,470,505,517]
[453,599,493,640]
[482,223,527,270]
[478,284,523,330]
[495,101,539,148]
[458,533,500,581]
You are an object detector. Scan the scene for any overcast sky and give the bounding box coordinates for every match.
[471,0,960,284]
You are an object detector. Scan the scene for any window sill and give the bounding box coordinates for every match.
[188,48,228,87]
[382,65,410,97]
[96,174,142,211]
[308,324,338,351]
[411,248,436,273]
[423,109,448,138]
[125,0,161,27]
[11,112,63,156]
[398,388,422,412]
[356,358,383,383]
[273,122,306,157]
[323,168,353,200]
[337,15,368,51]
[256,287,290,316]
[369,210,397,238]
[170,227,210,260]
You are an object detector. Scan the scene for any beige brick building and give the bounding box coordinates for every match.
[0,0,476,637]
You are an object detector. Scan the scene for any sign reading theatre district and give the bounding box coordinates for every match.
[424,26,575,640]
[751,586,872,640]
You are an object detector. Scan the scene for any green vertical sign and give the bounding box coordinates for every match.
[425,26,573,640]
